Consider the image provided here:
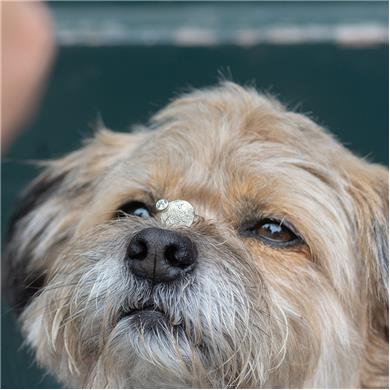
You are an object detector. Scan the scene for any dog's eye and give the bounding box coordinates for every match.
[114,201,151,219]
[241,219,300,247]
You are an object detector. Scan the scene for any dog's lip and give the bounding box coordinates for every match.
[119,304,163,321]
[118,304,184,328]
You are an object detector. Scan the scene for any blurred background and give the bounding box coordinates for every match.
[2,1,388,388]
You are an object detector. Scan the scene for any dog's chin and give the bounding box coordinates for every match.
[92,305,193,389]
[107,303,197,387]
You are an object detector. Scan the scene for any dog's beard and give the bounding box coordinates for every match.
[23,218,278,388]
[22,216,361,388]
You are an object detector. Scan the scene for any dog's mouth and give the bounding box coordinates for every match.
[119,304,161,320]
[118,304,178,331]
[118,304,185,336]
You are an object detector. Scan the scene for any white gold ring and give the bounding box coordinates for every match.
[156,199,195,227]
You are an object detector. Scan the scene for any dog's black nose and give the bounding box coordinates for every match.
[127,227,197,282]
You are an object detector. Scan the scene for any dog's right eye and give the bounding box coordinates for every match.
[114,201,151,219]
[240,218,301,248]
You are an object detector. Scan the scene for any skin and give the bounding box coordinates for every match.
[1,1,55,150]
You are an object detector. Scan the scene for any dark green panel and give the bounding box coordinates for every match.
[1,304,60,388]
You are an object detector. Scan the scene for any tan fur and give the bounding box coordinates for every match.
[5,82,388,388]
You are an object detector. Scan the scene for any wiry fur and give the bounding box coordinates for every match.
[4,82,388,388]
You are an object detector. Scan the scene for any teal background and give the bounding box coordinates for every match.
[1,3,388,388]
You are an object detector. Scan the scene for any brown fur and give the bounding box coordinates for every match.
[5,82,388,388]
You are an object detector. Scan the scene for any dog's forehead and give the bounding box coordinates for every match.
[138,102,340,192]
[90,85,350,226]
[106,115,343,224]
[148,82,344,163]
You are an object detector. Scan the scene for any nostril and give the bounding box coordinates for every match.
[127,237,148,261]
[164,244,182,268]
[164,242,196,269]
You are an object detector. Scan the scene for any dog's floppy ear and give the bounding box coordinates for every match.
[346,159,388,387]
[350,162,388,316]
[3,129,142,313]
[4,171,63,313]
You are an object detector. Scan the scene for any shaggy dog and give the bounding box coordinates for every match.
[4,83,388,388]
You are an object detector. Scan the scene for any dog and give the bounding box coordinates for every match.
[4,82,388,388]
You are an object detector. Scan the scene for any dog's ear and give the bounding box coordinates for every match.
[3,129,142,313]
[350,162,388,318]
[346,159,388,387]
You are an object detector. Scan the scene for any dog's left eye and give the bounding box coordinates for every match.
[114,201,151,219]
[241,219,301,247]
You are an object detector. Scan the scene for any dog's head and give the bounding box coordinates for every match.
[5,83,388,388]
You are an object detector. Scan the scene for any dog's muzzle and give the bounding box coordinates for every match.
[126,199,198,282]
[126,227,198,282]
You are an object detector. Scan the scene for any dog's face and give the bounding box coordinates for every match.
[5,83,388,388]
